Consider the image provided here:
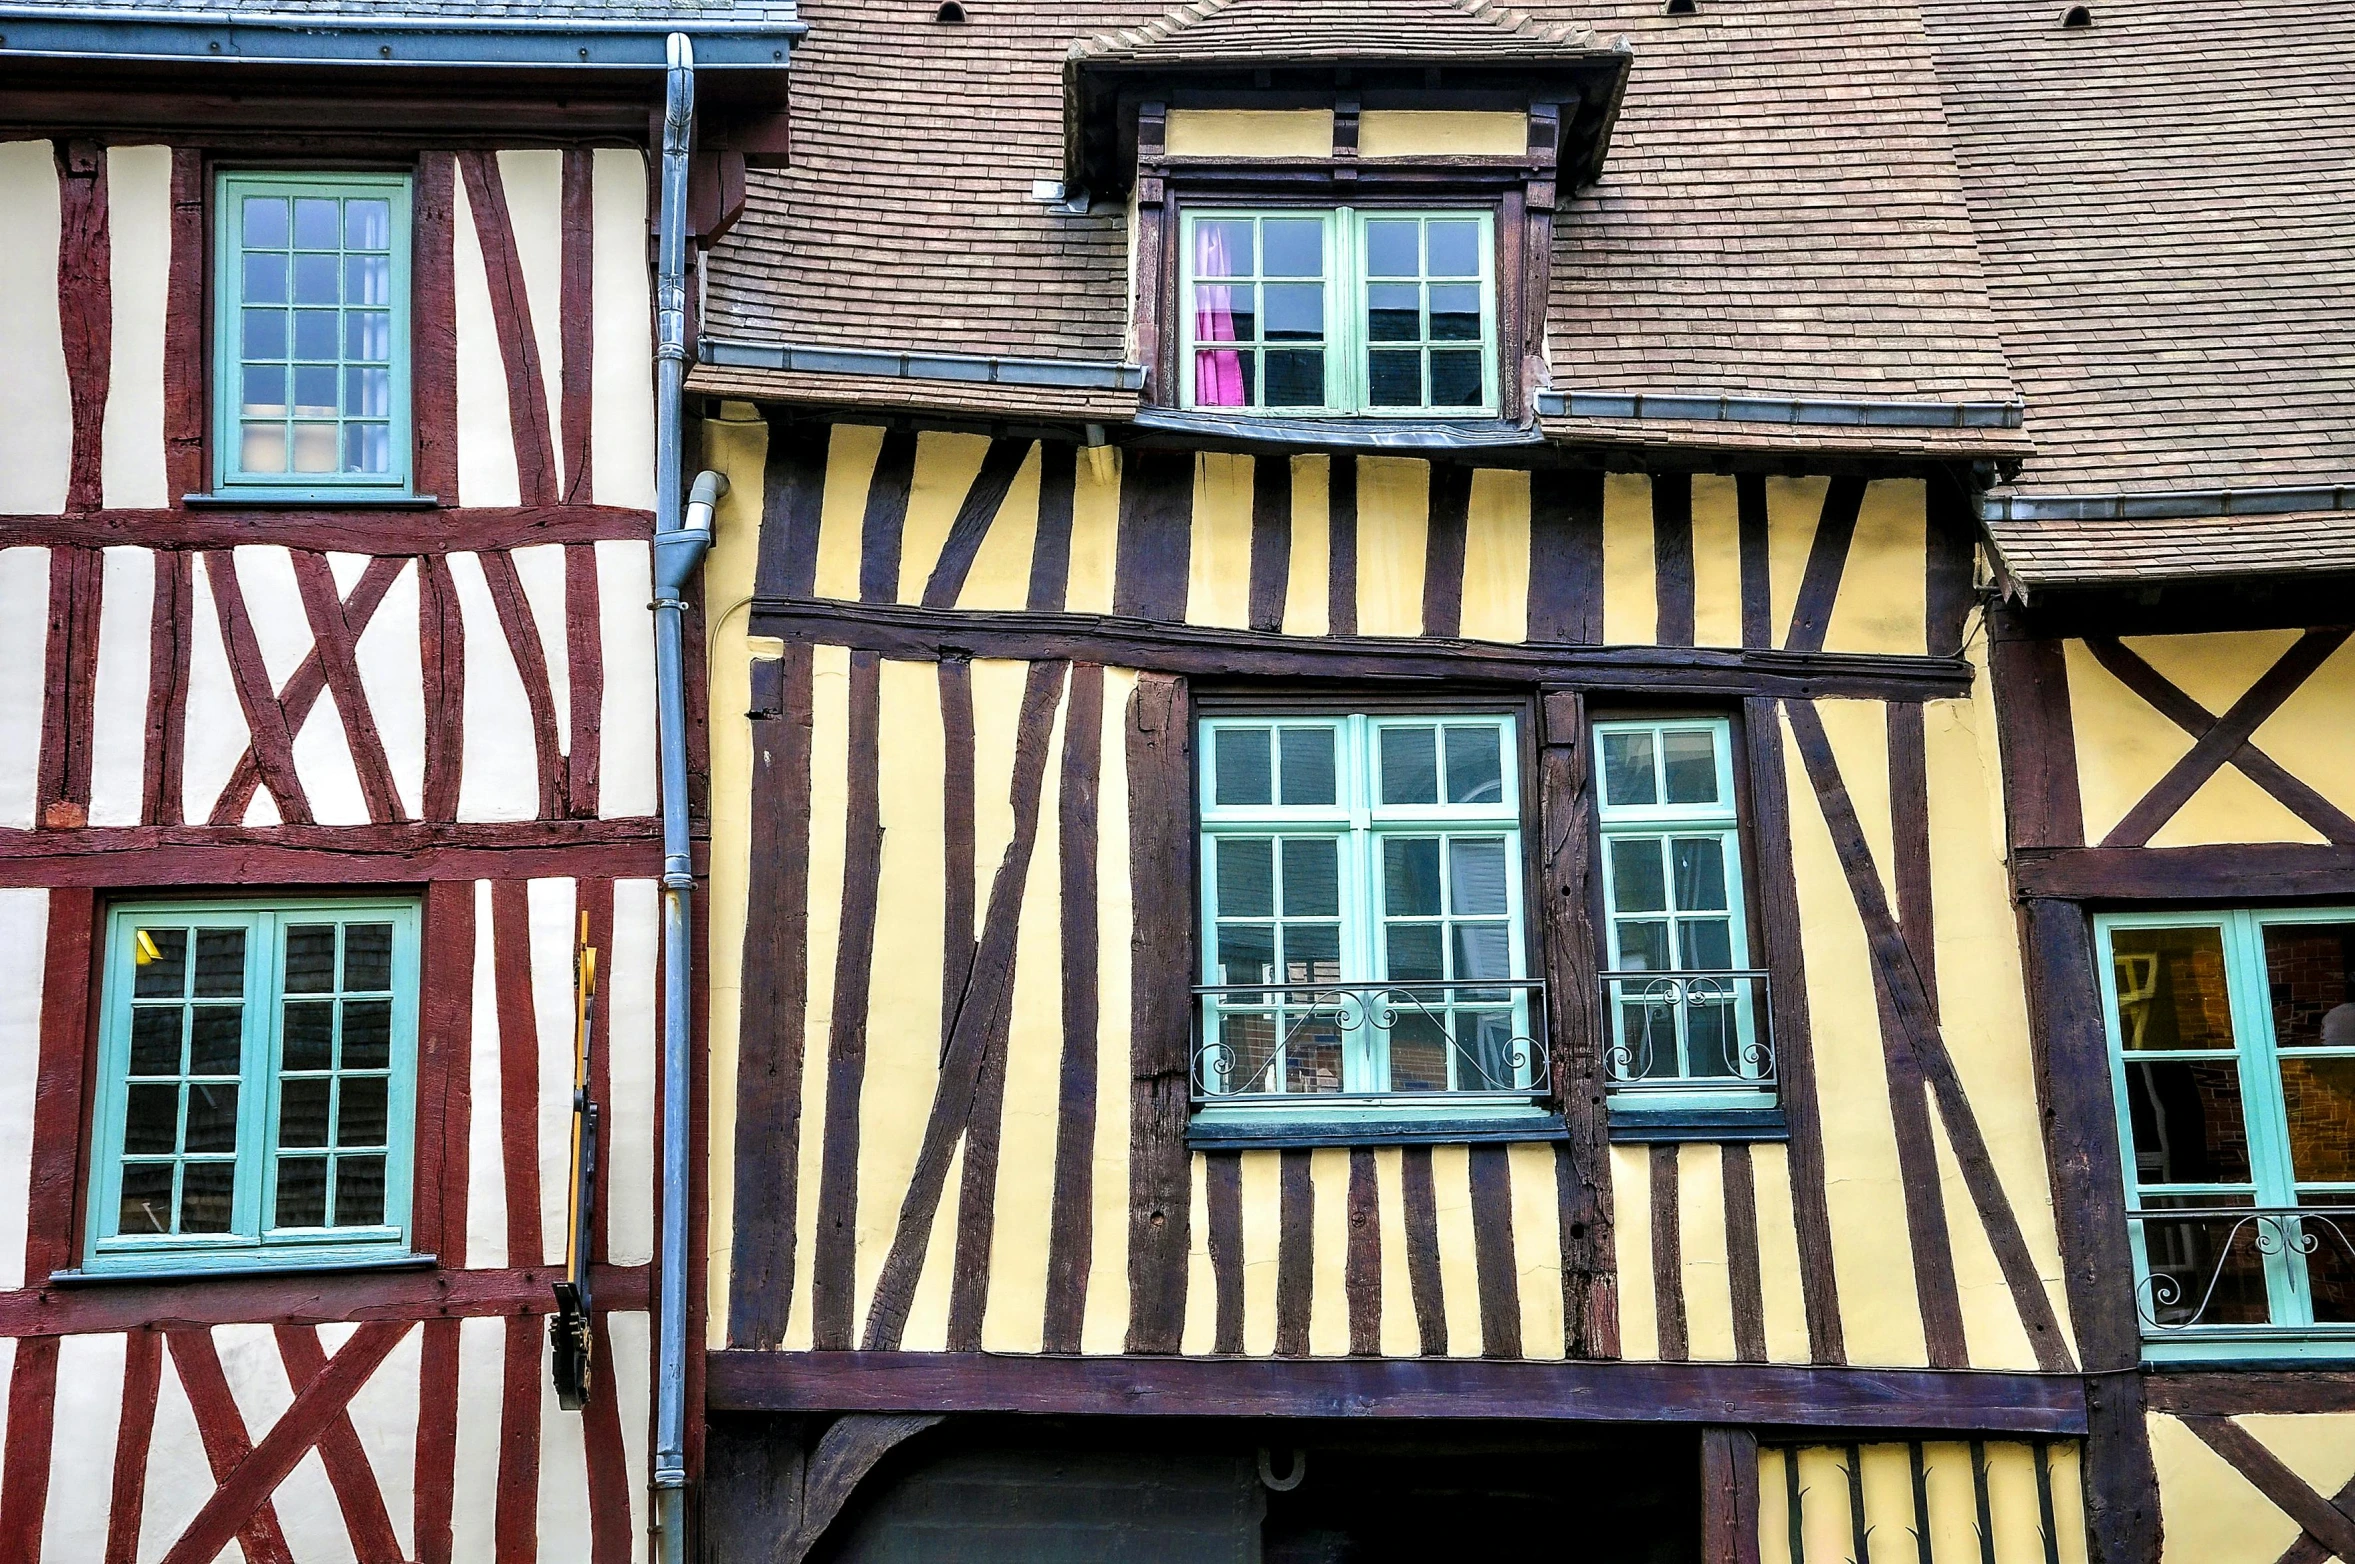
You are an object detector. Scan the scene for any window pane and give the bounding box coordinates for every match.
[294,309,338,359]
[2111,927,2236,1050]
[240,423,287,473]
[1429,351,1483,408]
[1387,1012,1447,1091]
[1453,923,1511,981]
[134,928,189,998]
[1194,219,1251,278]
[1214,727,1272,806]
[1262,350,1323,408]
[1279,837,1339,917]
[1458,1012,1517,1089]
[2280,1058,2355,1183]
[1444,726,1503,804]
[1448,838,1508,916]
[277,1156,328,1228]
[347,311,391,361]
[1426,220,1479,277]
[1283,923,1341,984]
[2263,921,2355,1048]
[293,196,340,249]
[282,1001,334,1071]
[131,1009,182,1075]
[119,1164,174,1234]
[1429,283,1481,341]
[184,1084,239,1153]
[336,1156,387,1226]
[1671,837,1727,911]
[1609,838,1668,914]
[1367,282,1420,342]
[292,422,338,474]
[2303,1209,2355,1323]
[343,1001,392,1071]
[1213,1012,1279,1094]
[1680,918,1735,972]
[292,252,339,306]
[2137,1196,2271,1327]
[190,1006,242,1074]
[243,195,289,249]
[343,365,391,418]
[1216,923,1275,987]
[281,1078,332,1148]
[293,364,338,418]
[1663,729,1720,804]
[345,253,390,307]
[285,924,338,992]
[243,364,286,416]
[1366,350,1421,407]
[1263,282,1323,340]
[1687,998,1740,1078]
[124,1084,179,1155]
[244,252,288,305]
[194,930,245,997]
[338,1078,388,1148]
[1615,920,1672,972]
[1278,728,1336,806]
[1380,727,1438,804]
[1386,923,1443,981]
[243,308,288,360]
[345,424,392,475]
[1284,1017,1343,1095]
[1365,221,1418,278]
[1384,837,1442,916]
[1262,218,1321,276]
[180,1163,236,1233]
[345,198,389,249]
[1601,731,1657,807]
[2121,1059,2251,1183]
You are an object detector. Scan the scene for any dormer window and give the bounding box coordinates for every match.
[1182,208,1497,416]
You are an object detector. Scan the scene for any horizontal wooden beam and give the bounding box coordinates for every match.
[751,599,1975,702]
[0,504,651,555]
[3,1262,648,1338]
[704,1351,2089,1435]
[2013,843,2355,901]
[2146,1371,2355,1417]
[0,819,665,887]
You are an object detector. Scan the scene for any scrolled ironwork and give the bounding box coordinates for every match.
[1597,969,1774,1091]
[1190,979,1549,1104]
[2132,1206,2355,1332]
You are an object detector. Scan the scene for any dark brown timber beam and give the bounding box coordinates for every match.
[2012,843,2355,901]
[704,1351,2088,1435]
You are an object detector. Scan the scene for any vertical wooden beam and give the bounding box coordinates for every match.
[1246,453,1292,633]
[1528,469,1604,645]
[1028,441,1078,613]
[1274,1148,1315,1357]
[857,431,919,606]
[1421,460,1471,639]
[165,150,207,501]
[1986,603,2084,851]
[412,154,461,502]
[557,148,596,503]
[1125,673,1196,1353]
[1651,471,1696,647]
[1736,474,1772,650]
[1701,1428,1763,1564]
[1925,475,1976,658]
[1345,1146,1381,1356]
[57,140,111,513]
[754,419,830,602]
[1042,664,1106,1352]
[1113,447,1194,622]
[1326,454,1360,639]
[1651,1144,1689,1360]
[1722,1142,1768,1364]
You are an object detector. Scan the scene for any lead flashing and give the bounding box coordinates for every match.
[1540,388,2026,430]
[698,336,1147,393]
[1981,483,2355,524]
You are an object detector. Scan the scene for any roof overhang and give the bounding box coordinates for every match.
[1064,49,1632,198]
[0,7,803,69]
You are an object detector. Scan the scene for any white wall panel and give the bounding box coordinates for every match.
[527,876,578,1268]
[0,141,71,513]
[353,559,425,820]
[466,879,508,1270]
[594,539,656,818]
[497,150,567,498]
[606,878,658,1266]
[182,554,252,826]
[42,1333,128,1562]
[341,1321,423,1564]
[449,550,539,821]
[0,547,51,829]
[89,546,155,826]
[0,890,48,1292]
[511,541,571,748]
[450,1317,508,1564]
[589,148,654,511]
[102,144,173,509]
[452,169,521,509]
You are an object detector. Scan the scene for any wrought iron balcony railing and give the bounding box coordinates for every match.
[2131,1204,2355,1332]
[1599,969,1774,1091]
[1192,979,1549,1105]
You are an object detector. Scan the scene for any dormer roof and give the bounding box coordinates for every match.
[1071,0,1599,66]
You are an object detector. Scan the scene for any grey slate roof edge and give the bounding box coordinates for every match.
[1539,389,2026,430]
[1981,483,2355,524]
[698,336,1147,392]
[0,4,804,67]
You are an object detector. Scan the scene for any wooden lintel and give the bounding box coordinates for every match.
[750,597,1976,702]
[0,819,666,888]
[705,1351,2090,1435]
[0,503,650,555]
[2013,843,2355,901]
[2146,1371,2355,1417]
[3,1262,649,1339]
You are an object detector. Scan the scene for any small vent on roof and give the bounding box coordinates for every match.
[935,1,967,20]
[1663,0,1699,14]
[2060,4,2092,24]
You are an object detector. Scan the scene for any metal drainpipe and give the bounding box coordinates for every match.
[650,30,719,1564]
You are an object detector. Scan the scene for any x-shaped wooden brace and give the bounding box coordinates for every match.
[2082,630,2355,848]
[2181,1415,2355,1564]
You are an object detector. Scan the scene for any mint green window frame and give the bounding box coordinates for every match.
[1179,207,1499,417]
[2095,907,2355,1360]
[1594,717,1770,1112]
[1195,712,1542,1123]
[212,171,413,499]
[82,899,422,1277]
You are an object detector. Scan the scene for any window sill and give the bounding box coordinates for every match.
[51,1250,436,1285]
[1188,1104,1567,1150]
[183,491,440,509]
[1133,406,1539,452]
[1607,1103,1788,1143]
[2141,1330,2355,1366]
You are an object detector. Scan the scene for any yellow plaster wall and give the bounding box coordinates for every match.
[1764,476,1830,648]
[1823,478,1927,656]
[1354,456,1429,636]
[1457,466,1531,643]
[1187,451,1256,629]
[1760,1442,2088,1564]
[1357,110,1528,158]
[2251,634,2355,821]
[2147,1414,2311,1564]
[1080,668,1141,1353]
[1600,472,1656,645]
[957,443,1042,611]
[1677,1143,1738,1361]
[1691,474,1744,649]
[894,430,994,604]
[1281,455,1333,637]
[1165,109,1334,159]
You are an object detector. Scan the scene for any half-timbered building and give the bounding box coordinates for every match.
[0,4,794,1560]
[678,0,2272,1558]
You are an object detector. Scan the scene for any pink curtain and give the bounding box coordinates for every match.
[1193,223,1247,407]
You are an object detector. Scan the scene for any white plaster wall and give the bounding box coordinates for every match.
[339,1320,423,1563]
[88,546,155,827]
[590,148,655,511]
[608,1309,652,1563]
[0,890,48,1292]
[498,149,568,498]
[102,145,172,510]
[448,550,539,821]
[0,141,71,513]
[181,553,252,826]
[606,878,658,1266]
[594,539,657,817]
[510,541,571,747]
[214,1322,351,1562]
[452,170,521,508]
[136,1347,210,1564]
[527,875,578,1268]
[535,1327,594,1564]
[41,1333,127,1561]
[353,558,426,820]
[0,547,52,829]
[465,879,508,1269]
[448,1316,507,1563]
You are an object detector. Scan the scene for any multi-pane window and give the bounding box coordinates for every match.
[1181,208,1496,417]
[214,171,411,495]
[1594,718,1769,1106]
[2097,910,2355,1353]
[1195,713,1538,1109]
[84,900,419,1275]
